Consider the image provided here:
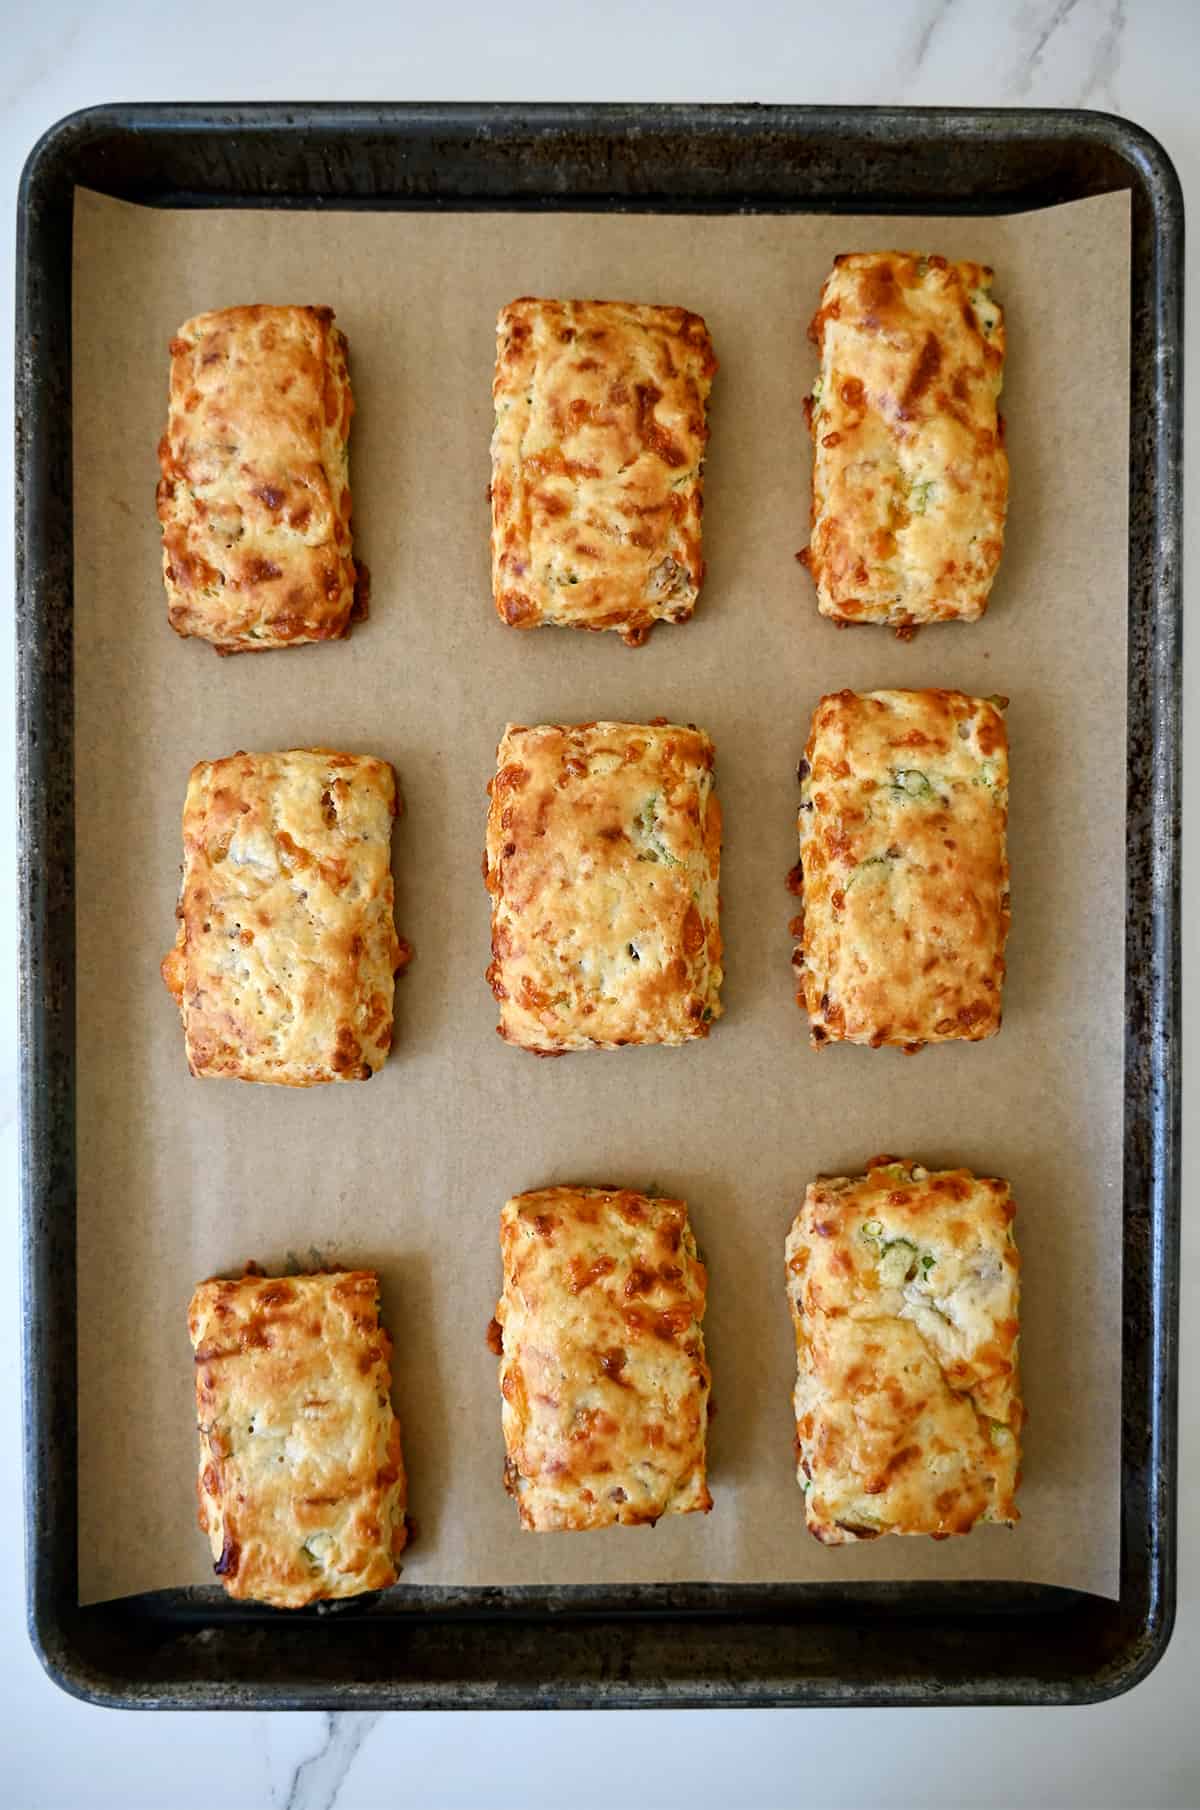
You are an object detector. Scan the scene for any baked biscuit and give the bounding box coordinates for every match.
[791,689,1009,1049]
[484,721,723,1052]
[162,749,407,1083]
[490,299,716,645]
[786,1157,1021,1543]
[492,1187,712,1531]
[800,253,1007,632]
[188,1269,407,1606]
[157,305,362,653]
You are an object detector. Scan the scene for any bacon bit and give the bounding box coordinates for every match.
[599,1348,628,1382]
[786,861,805,897]
[214,1533,240,1577]
[532,1213,559,1240]
[485,1317,504,1355]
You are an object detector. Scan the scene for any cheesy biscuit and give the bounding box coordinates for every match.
[485,721,723,1052]
[490,299,716,645]
[188,1269,407,1606]
[791,689,1009,1049]
[801,253,1007,631]
[158,304,363,652]
[492,1186,712,1530]
[786,1157,1021,1543]
[162,749,407,1083]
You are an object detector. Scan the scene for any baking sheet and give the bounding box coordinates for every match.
[72,187,1129,1604]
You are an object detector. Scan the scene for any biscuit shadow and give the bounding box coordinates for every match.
[647,1166,763,1504]
[387,744,451,1061]
[377,1247,445,1570]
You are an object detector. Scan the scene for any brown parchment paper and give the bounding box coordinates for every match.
[72,187,1129,1604]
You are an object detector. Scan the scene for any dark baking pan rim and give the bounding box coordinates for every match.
[16,102,1182,1710]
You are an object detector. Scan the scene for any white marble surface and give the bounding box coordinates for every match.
[2,2,1196,1804]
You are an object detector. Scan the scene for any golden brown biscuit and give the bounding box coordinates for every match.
[157,304,362,653]
[785,1157,1021,1543]
[800,253,1007,632]
[188,1269,407,1607]
[484,721,723,1052]
[790,689,1009,1049]
[490,299,716,645]
[161,749,407,1084]
[492,1186,712,1531]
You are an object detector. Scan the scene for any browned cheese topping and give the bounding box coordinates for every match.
[786,1158,1021,1544]
[801,253,1007,632]
[792,689,1009,1049]
[491,298,716,645]
[188,1269,407,1607]
[494,1187,712,1531]
[162,749,407,1084]
[158,304,361,652]
[484,721,723,1052]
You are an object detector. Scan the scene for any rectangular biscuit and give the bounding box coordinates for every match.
[161,749,406,1084]
[492,1187,712,1531]
[791,689,1009,1049]
[189,1269,407,1606]
[785,1157,1021,1544]
[490,299,716,646]
[157,304,362,652]
[484,721,723,1052]
[801,253,1007,631]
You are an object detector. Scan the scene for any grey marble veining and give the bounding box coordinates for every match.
[279,1716,382,1810]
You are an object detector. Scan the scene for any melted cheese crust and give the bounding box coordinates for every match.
[792,689,1009,1049]
[785,1158,1021,1544]
[161,750,405,1084]
[490,299,716,646]
[802,253,1007,630]
[494,1187,712,1530]
[158,305,360,653]
[188,1270,407,1606]
[485,722,723,1052]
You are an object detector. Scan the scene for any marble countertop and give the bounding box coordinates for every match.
[3,3,1195,1805]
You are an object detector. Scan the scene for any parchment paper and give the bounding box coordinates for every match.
[72,187,1129,1604]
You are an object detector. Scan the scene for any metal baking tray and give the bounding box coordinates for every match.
[16,102,1182,1710]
